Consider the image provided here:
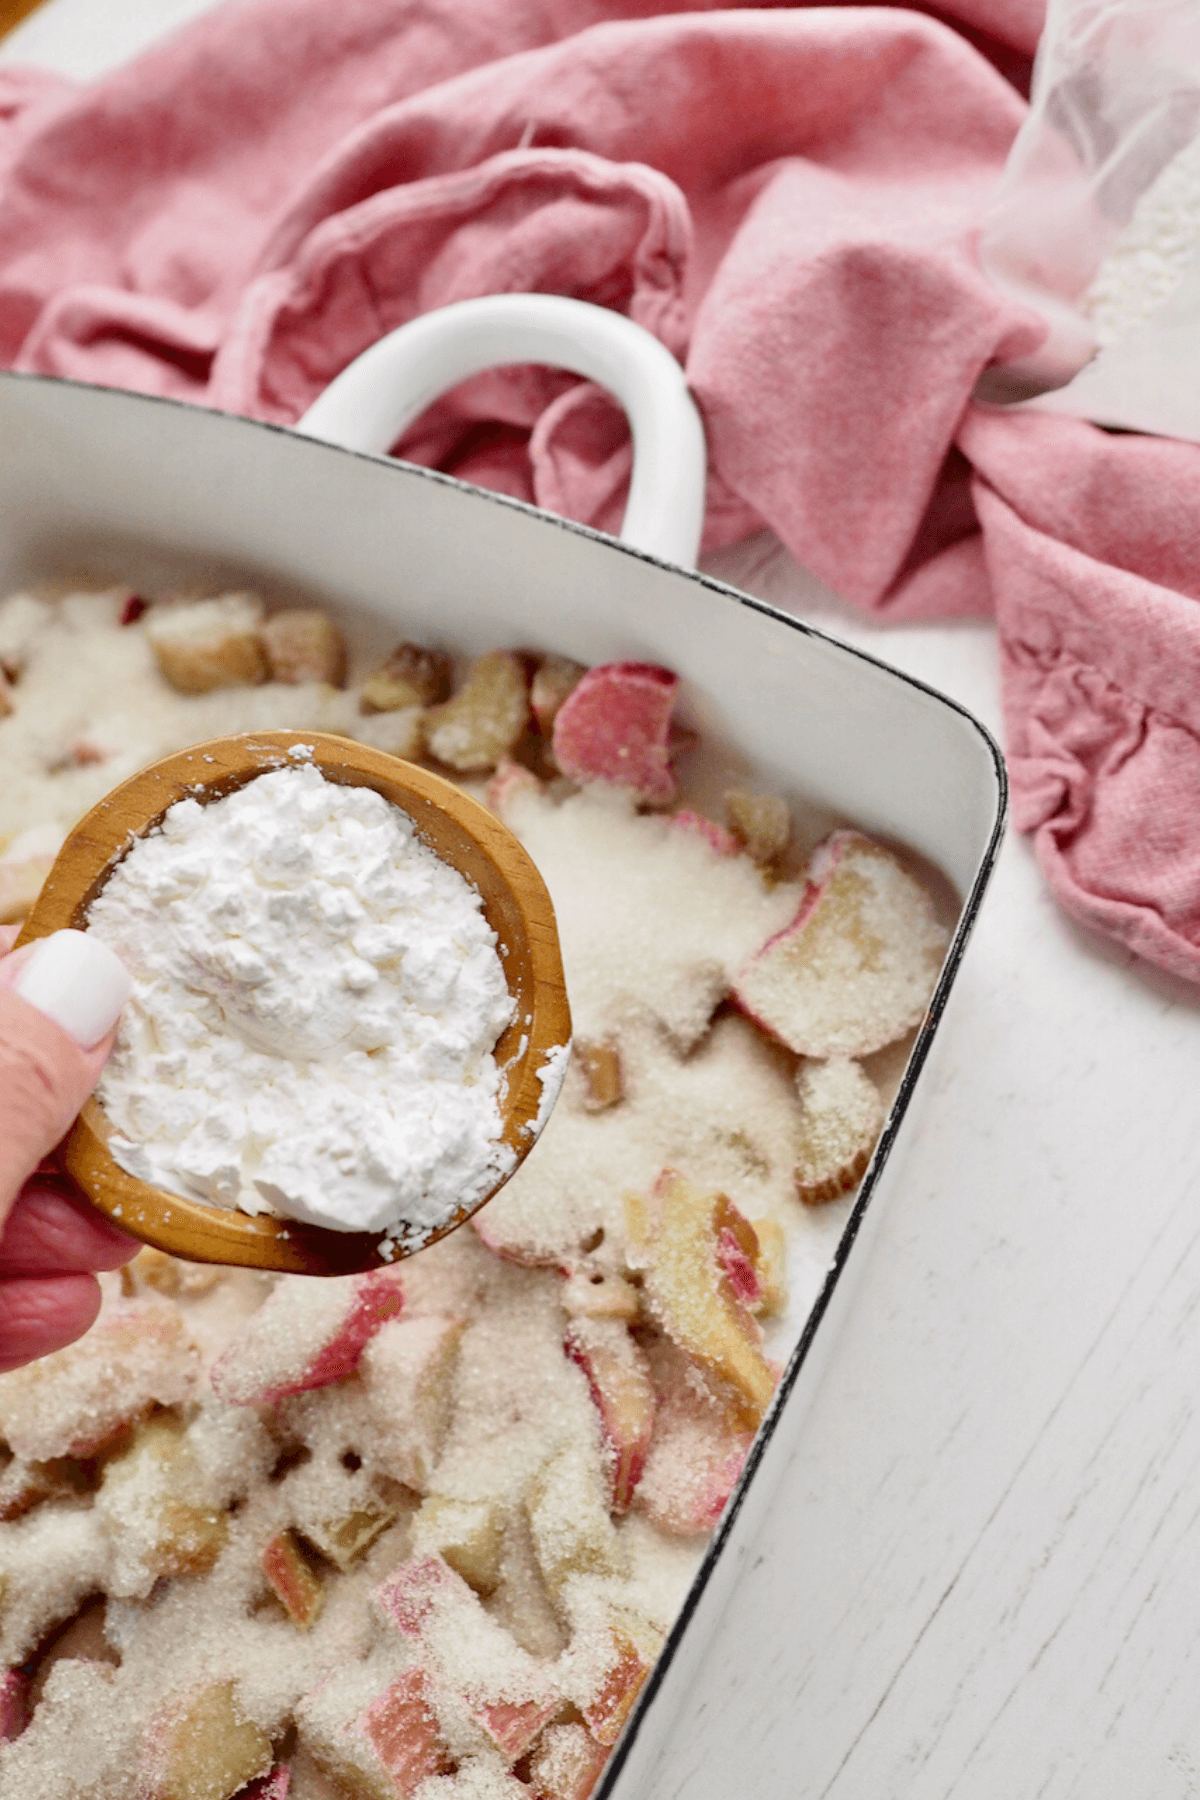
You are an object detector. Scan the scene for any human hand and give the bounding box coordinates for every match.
[0,926,136,1372]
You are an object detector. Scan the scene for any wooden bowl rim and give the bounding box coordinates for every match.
[16,730,571,1274]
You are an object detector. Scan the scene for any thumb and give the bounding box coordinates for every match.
[0,931,131,1217]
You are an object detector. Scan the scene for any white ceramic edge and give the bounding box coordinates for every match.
[293,294,708,567]
[0,371,1007,1796]
[597,742,1006,1800]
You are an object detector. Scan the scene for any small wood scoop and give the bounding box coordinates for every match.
[15,730,571,1276]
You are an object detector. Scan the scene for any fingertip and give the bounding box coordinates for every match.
[0,1182,138,1276]
[0,1273,101,1372]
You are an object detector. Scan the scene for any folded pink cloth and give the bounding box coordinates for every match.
[2,0,1198,981]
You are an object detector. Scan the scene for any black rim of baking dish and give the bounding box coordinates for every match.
[0,370,1009,1788]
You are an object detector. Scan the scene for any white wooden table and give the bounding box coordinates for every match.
[6,7,1199,1794]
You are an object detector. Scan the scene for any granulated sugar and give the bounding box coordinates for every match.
[88,765,515,1240]
[0,609,953,1800]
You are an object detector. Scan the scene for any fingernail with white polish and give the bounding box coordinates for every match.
[13,929,131,1048]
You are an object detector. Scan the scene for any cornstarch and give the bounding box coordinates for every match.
[87,763,516,1240]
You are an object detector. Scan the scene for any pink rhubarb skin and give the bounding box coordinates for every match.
[0,1670,28,1743]
[565,1320,656,1514]
[211,1269,404,1405]
[733,829,947,1059]
[670,811,739,857]
[551,663,679,805]
[362,1666,450,1796]
[299,1271,405,1391]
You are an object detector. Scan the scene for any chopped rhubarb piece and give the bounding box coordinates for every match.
[374,1552,472,1638]
[359,639,452,713]
[714,1202,764,1310]
[634,1341,754,1535]
[748,1216,787,1316]
[0,1456,78,1520]
[423,650,528,772]
[119,593,148,626]
[98,1413,227,1583]
[624,1170,778,1431]
[565,1319,655,1513]
[262,1529,323,1629]
[145,593,268,694]
[671,811,738,857]
[578,1624,654,1747]
[528,1723,609,1800]
[576,1039,623,1113]
[531,655,586,739]
[526,1444,625,1598]
[0,1668,29,1742]
[303,1499,399,1572]
[210,1270,403,1406]
[551,662,678,805]
[261,609,346,686]
[724,789,790,865]
[0,1305,198,1460]
[474,1695,561,1762]
[360,1315,464,1493]
[794,1057,884,1204]
[734,830,948,1058]
[361,1667,451,1795]
[141,1681,272,1800]
[412,1495,505,1595]
[485,755,542,815]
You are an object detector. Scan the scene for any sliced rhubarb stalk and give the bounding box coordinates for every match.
[624,1169,777,1431]
[359,639,452,714]
[260,610,346,686]
[794,1057,884,1204]
[474,1695,561,1762]
[551,663,679,805]
[724,789,790,865]
[734,830,947,1058]
[531,655,586,741]
[0,1305,198,1462]
[361,1666,451,1795]
[423,650,528,772]
[565,1319,655,1513]
[0,1668,29,1742]
[360,1315,464,1493]
[529,1723,610,1800]
[576,1039,623,1113]
[262,1529,323,1629]
[374,1552,472,1638]
[211,1270,403,1406]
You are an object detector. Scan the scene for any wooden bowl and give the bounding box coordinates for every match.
[15,730,571,1275]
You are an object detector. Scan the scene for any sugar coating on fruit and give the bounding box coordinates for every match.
[794,1058,884,1205]
[87,764,516,1240]
[475,1012,805,1279]
[493,784,801,1049]
[0,1304,198,1463]
[734,831,948,1058]
[0,601,958,1800]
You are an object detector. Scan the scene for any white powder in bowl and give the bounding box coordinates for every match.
[87,764,516,1241]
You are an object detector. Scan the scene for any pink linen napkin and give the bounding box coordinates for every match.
[1,0,1197,982]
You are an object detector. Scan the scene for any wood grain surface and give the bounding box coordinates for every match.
[0,0,42,38]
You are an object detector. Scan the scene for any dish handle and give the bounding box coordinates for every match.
[293,294,707,568]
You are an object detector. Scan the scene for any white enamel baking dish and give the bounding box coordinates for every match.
[0,296,1005,1798]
